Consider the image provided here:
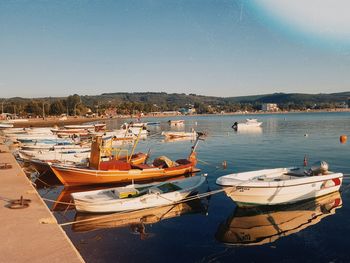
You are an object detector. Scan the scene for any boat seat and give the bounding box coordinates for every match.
[284,171,309,177]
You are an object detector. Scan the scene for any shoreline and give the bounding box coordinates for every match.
[7,108,350,128]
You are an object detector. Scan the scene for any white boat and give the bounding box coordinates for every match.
[0,122,14,129]
[51,128,89,135]
[13,135,63,144]
[20,143,90,152]
[162,130,196,139]
[71,175,206,213]
[215,191,342,246]
[216,162,343,207]
[103,130,136,141]
[3,127,53,136]
[129,122,148,127]
[232,119,262,130]
[168,120,184,126]
[64,124,95,130]
[121,123,148,136]
[7,119,29,123]
[63,124,106,132]
[18,149,91,163]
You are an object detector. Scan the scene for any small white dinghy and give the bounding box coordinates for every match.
[71,175,206,213]
[161,130,196,139]
[232,119,262,130]
[216,161,343,207]
[0,122,14,129]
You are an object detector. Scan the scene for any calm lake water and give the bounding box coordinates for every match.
[38,112,350,263]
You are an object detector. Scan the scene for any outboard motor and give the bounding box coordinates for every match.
[232,122,238,130]
[309,161,329,175]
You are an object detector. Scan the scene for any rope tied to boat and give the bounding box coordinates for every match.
[50,186,234,227]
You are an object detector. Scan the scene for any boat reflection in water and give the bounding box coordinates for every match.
[216,192,342,246]
[71,198,208,239]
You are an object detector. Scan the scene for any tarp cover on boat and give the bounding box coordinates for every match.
[153,156,176,168]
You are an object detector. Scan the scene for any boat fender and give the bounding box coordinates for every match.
[340,135,347,144]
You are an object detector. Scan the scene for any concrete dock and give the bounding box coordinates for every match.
[0,140,84,263]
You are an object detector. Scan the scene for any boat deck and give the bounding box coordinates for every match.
[0,139,84,263]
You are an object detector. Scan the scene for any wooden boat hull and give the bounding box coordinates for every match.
[30,152,147,175]
[0,123,14,129]
[51,162,197,186]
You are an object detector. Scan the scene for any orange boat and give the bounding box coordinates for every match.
[50,134,203,186]
[30,152,147,175]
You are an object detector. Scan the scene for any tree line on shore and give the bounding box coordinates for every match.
[1,92,350,117]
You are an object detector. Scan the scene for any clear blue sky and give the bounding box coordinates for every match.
[1,0,350,98]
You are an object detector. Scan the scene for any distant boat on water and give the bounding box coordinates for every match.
[168,120,184,126]
[0,122,14,129]
[232,119,262,130]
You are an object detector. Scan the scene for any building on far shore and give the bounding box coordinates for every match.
[262,103,279,112]
[336,102,349,109]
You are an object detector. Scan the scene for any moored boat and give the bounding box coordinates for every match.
[0,122,14,129]
[232,119,262,130]
[20,143,90,151]
[18,149,91,163]
[216,161,343,207]
[71,175,206,213]
[64,124,95,130]
[51,128,90,136]
[161,130,196,139]
[121,123,148,136]
[50,133,204,186]
[128,122,148,127]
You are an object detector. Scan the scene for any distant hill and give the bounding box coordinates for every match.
[92,91,350,106]
[1,91,349,116]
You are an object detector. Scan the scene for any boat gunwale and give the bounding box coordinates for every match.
[219,173,343,189]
